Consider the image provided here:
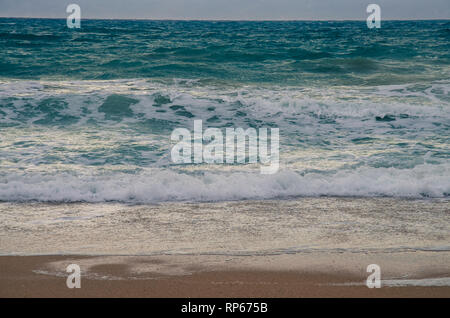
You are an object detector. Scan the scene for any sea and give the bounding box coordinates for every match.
[0,19,449,260]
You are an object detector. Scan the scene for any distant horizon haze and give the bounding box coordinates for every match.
[0,0,449,20]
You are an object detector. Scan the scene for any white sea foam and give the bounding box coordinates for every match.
[382,277,450,287]
[1,79,449,202]
[0,79,449,125]
[334,277,450,287]
[0,163,449,203]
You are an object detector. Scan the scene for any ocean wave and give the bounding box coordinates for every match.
[0,163,449,203]
[1,20,449,85]
[1,79,448,203]
[0,32,61,41]
[0,79,448,127]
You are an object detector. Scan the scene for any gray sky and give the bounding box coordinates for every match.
[0,0,449,20]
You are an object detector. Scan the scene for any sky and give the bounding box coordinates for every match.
[0,0,449,20]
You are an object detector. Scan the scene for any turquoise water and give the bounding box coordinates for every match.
[0,19,449,202]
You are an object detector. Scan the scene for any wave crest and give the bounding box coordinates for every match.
[1,163,449,203]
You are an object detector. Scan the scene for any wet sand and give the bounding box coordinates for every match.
[1,255,449,298]
[1,198,449,298]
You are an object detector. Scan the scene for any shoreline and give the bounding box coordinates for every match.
[1,198,448,297]
[1,197,448,256]
[1,194,449,204]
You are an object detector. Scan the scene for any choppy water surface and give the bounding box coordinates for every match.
[0,19,449,202]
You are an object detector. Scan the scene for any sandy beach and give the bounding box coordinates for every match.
[1,254,449,298]
[1,198,449,297]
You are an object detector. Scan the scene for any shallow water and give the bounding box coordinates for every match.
[1,198,448,255]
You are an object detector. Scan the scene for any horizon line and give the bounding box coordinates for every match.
[0,16,449,22]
